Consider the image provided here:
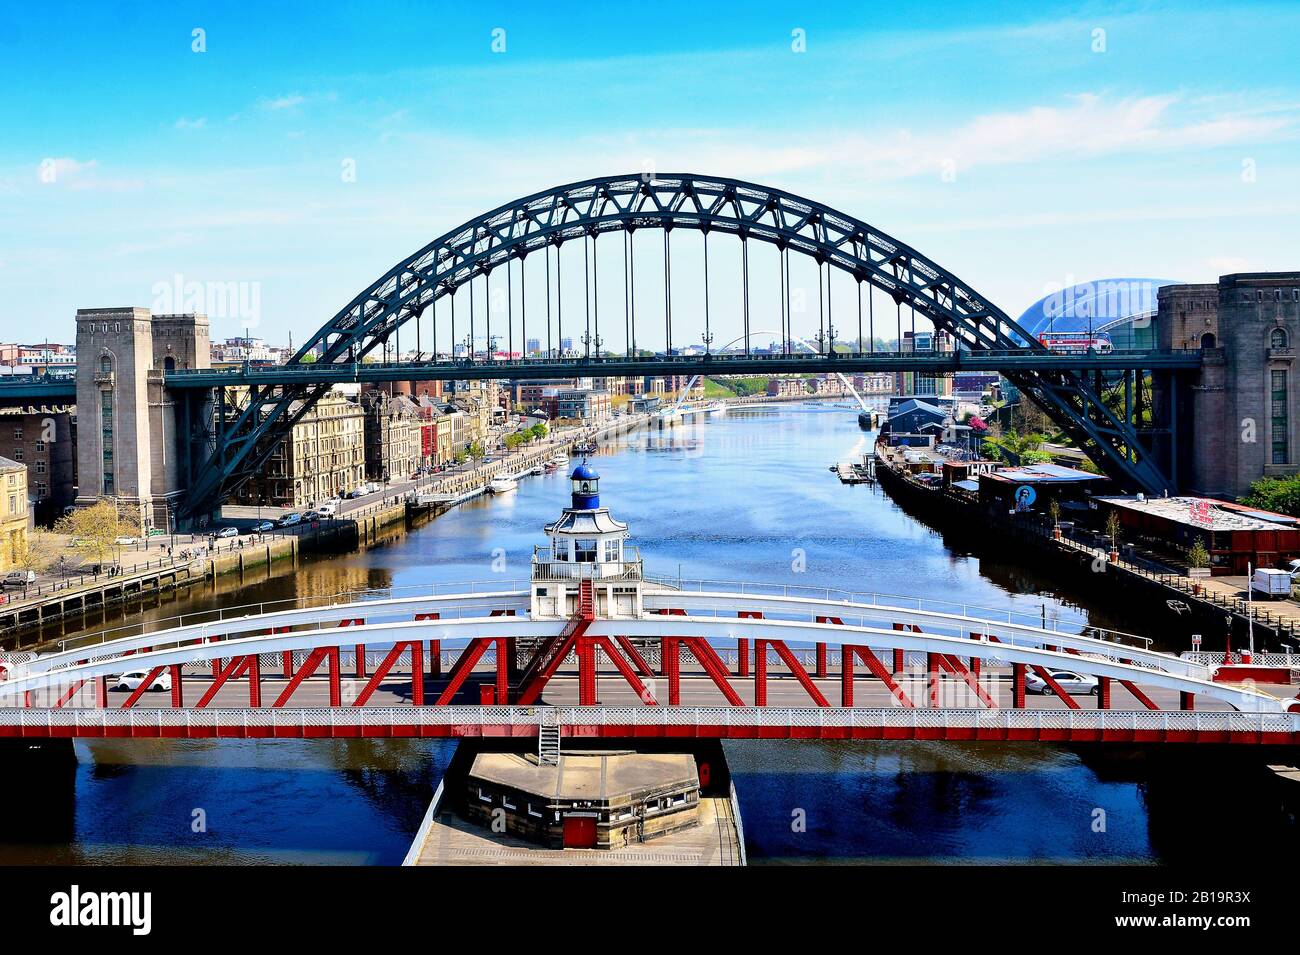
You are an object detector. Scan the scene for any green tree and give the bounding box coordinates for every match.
[1241,474,1300,517]
[1187,538,1209,569]
[54,499,141,568]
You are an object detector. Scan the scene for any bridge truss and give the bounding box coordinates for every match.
[179,174,1183,520]
[2,584,1294,744]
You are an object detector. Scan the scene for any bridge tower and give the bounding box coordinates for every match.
[531,463,643,619]
[74,308,210,532]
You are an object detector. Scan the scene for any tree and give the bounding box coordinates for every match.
[529,422,548,441]
[467,442,485,460]
[1104,510,1122,553]
[1188,538,1209,570]
[1048,499,1061,528]
[54,499,141,568]
[11,529,62,574]
[1242,474,1300,517]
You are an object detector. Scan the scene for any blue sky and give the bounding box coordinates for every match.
[1,0,1297,349]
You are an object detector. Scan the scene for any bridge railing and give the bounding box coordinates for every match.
[161,347,1204,385]
[44,578,533,656]
[643,575,1153,649]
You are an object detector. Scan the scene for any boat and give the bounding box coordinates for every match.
[530,465,545,476]
[488,475,518,494]
[573,442,597,455]
[858,411,876,430]
[548,453,568,467]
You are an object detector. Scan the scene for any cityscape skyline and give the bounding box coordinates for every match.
[2,1,1298,347]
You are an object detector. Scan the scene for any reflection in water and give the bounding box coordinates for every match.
[5,403,1297,864]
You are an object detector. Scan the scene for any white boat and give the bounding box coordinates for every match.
[548,453,568,467]
[488,475,518,494]
[529,465,545,476]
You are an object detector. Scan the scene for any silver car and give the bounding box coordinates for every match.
[1025,670,1099,696]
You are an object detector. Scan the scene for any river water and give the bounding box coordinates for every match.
[5,403,1295,864]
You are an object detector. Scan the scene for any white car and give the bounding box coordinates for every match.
[112,669,173,692]
[2,570,35,587]
[216,526,239,538]
[114,536,138,545]
[1025,670,1099,696]
[252,521,275,533]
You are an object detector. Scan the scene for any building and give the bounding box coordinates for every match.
[0,408,77,524]
[1158,272,1300,498]
[1094,495,1300,576]
[74,307,210,532]
[766,378,805,397]
[0,457,29,574]
[977,463,1114,516]
[361,391,421,483]
[238,390,365,507]
[463,751,701,850]
[555,389,611,421]
[895,330,954,398]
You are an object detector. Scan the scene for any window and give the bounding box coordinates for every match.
[12,428,20,441]
[100,355,112,374]
[574,539,597,563]
[34,441,44,452]
[35,460,45,474]
[1272,370,1289,465]
[11,448,21,462]
[1271,328,1289,350]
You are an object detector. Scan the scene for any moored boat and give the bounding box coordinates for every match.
[488,475,518,493]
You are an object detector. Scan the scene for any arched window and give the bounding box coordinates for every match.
[1200,332,1217,349]
[1271,328,1289,350]
[99,355,112,374]
[163,356,176,371]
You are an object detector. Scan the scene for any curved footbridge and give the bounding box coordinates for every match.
[2,580,1297,745]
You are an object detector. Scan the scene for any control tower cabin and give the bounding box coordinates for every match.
[530,464,644,618]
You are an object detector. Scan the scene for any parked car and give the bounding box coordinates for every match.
[347,488,366,499]
[252,521,275,533]
[111,669,173,693]
[2,570,36,587]
[114,536,138,545]
[276,513,303,527]
[317,503,338,518]
[1025,670,1099,696]
[215,526,239,539]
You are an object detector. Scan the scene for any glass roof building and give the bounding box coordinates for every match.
[1015,277,1182,349]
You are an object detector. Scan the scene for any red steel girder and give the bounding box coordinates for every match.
[353,641,425,707]
[755,639,829,707]
[197,655,262,709]
[272,646,339,708]
[934,653,998,709]
[844,645,917,709]
[120,666,167,708]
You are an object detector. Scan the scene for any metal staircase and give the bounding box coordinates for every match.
[515,580,595,704]
[538,709,561,766]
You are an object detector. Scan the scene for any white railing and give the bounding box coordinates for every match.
[0,706,1295,736]
[644,575,1152,648]
[1183,651,1300,669]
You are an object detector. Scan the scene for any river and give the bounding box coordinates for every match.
[4,403,1295,864]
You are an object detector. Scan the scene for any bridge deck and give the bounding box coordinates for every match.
[63,665,1246,712]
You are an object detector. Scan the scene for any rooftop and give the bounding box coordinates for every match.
[983,463,1108,484]
[1096,495,1299,532]
[469,751,697,803]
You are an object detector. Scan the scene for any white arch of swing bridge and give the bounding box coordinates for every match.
[0,586,1291,717]
[6,584,1185,682]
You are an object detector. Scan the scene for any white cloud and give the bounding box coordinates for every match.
[260,93,305,111]
[174,116,207,130]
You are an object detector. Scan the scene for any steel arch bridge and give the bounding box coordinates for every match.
[1,581,1296,743]
[179,173,1180,520]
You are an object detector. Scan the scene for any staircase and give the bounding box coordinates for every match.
[538,709,561,766]
[515,580,596,705]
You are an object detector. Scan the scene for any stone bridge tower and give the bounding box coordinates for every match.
[75,308,210,532]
